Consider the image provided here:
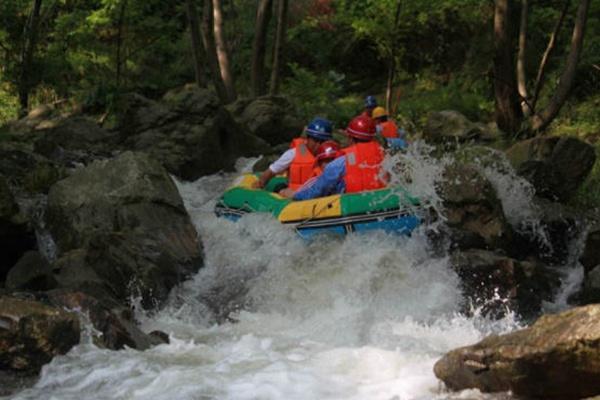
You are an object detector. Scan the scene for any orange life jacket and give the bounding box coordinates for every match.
[343,141,386,193]
[288,138,316,190]
[380,120,399,139]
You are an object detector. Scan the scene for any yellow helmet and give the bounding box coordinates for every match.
[372,106,388,119]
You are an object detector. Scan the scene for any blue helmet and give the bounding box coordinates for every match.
[305,117,333,141]
[365,95,377,109]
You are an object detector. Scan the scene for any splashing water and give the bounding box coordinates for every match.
[11,151,539,400]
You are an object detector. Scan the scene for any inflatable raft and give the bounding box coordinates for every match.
[215,174,421,240]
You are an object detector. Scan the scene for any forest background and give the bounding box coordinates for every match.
[0,0,599,200]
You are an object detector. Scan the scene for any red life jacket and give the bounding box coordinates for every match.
[288,138,316,190]
[343,141,386,193]
[380,120,399,139]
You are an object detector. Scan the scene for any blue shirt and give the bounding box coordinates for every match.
[293,156,346,200]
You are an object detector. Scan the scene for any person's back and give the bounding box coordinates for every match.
[343,140,386,193]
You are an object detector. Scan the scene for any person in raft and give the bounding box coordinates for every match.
[253,117,333,190]
[360,95,378,118]
[280,115,388,200]
[371,106,408,150]
[280,140,341,197]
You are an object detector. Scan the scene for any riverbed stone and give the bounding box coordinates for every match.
[505,136,596,201]
[0,296,80,373]
[434,304,600,399]
[5,251,57,291]
[423,110,482,143]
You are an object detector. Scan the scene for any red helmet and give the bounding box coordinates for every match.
[316,140,340,161]
[346,115,376,140]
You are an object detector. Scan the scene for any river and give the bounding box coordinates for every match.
[10,145,581,400]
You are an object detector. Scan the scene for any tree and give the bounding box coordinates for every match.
[251,0,272,97]
[201,0,229,103]
[212,0,236,102]
[18,0,43,116]
[385,0,402,112]
[494,0,591,135]
[269,0,288,95]
[185,0,207,88]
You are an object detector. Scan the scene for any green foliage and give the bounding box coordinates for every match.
[569,141,600,209]
[0,83,19,125]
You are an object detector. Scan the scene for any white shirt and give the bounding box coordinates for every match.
[268,148,296,174]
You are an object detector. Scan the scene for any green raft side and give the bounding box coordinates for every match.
[341,187,420,216]
[220,187,291,217]
[264,176,288,192]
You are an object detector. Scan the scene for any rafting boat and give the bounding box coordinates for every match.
[214,174,422,240]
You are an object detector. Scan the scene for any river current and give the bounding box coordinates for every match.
[10,145,582,400]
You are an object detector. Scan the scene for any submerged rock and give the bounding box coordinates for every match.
[505,136,596,201]
[434,304,600,399]
[450,249,560,319]
[0,296,80,373]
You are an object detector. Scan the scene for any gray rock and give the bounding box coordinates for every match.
[434,304,600,399]
[450,249,559,319]
[439,163,511,249]
[505,136,596,201]
[0,296,80,373]
[46,151,203,306]
[5,251,57,291]
[227,95,304,146]
[424,110,482,142]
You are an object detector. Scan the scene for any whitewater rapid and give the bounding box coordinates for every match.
[11,148,578,400]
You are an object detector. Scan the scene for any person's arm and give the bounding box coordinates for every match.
[253,149,295,189]
[293,157,345,200]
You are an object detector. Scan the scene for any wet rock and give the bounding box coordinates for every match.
[46,151,203,307]
[580,222,600,274]
[34,116,120,167]
[117,86,270,180]
[505,136,596,201]
[423,111,482,143]
[579,265,600,304]
[0,296,80,373]
[0,174,36,282]
[149,330,170,344]
[45,289,160,350]
[439,163,511,249]
[5,251,57,291]
[227,95,304,146]
[434,304,600,399]
[450,249,560,319]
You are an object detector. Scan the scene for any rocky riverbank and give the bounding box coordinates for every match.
[1,87,599,398]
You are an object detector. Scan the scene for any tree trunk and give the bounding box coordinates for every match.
[185,0,207,87]
[531,0,570,113]
[531,0,590,132]
[516,0,529,115]
[212,0,236,102]
[18,0,43,117]
[251,0,272,97]
[269,0,288,95]
[493,0,523,135]
[201,0,229,103]
[385,0,402,113]
[115,0,128,89]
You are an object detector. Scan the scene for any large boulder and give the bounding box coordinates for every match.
[439,163,511,249]
[227,95,304,146]
[0,174,36,282]
[423,111,482,143]
[505,136,596,201]
[0,296,80,373]
[46,151,203,306]
[117,86,271,180]
[33,116,120,166]
[450,249,559,318]
[434,304,600,399]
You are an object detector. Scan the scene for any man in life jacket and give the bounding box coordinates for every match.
[280,140,342,198]
[254,117,333,190]
[360,95,378,118]
[372,106,407,150]
[289,115,388,201]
